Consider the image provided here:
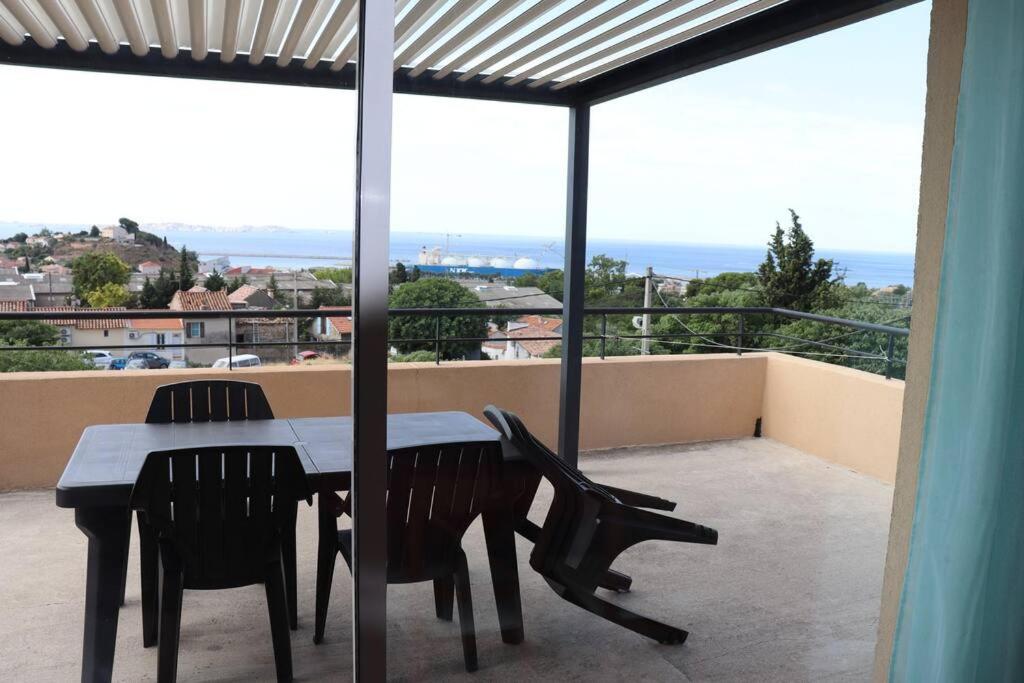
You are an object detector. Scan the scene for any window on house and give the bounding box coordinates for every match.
[187,322,204,338]
[155,333,166,349]
[103,330,108,337]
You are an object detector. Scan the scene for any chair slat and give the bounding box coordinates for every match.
[228,383,246,421]
[171,386,191,424]
[222,450,248,570]
[209,381,229,421]
[387,453,416,566]
[197,453,225,578]
[191,384,211,423]
[170,453,199,563]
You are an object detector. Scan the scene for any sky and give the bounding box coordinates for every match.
[0,1,930,253]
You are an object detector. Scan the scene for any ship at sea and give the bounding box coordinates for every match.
[410,243,552,278]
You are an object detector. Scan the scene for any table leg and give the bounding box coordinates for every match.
[118,511,131,607]
[75,506,130,683]
[481,506,524,644]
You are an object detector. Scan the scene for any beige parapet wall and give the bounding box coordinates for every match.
[761,354,905,483]
[0,353,903,491]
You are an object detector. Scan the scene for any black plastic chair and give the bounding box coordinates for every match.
[313,441,503,672]
[483,405,719,645]
[130,445,312,682]
[131,381,302,650]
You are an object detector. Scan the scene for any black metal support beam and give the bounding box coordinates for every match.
[0,38,573,107]
[574,0,922,105]
[558,104,590,469]
[351,2,392,680]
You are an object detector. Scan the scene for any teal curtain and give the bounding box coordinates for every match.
[890,0,1024,679]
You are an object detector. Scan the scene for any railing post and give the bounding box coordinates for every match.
[600,314,607,359]
[737,314,744,356]
[885,332,895,379]
[434,315,441,365]
[228,317,233,371]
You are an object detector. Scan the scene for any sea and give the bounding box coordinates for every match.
[147,228,914,289]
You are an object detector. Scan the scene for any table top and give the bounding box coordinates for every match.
[56,411,499,508]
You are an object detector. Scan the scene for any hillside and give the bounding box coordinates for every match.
[50,234,181,269]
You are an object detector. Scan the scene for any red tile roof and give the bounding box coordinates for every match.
[129,318,183,330]
[319,306,352,335]
[169,289,231,311]
[0,301,29,312]
[516,315,563,333]
[36,306,128,329]
[227,284,260,303]
[507,325,560,358]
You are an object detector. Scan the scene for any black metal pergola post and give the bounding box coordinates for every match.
[351,1,393,680]
[558,103,590,469]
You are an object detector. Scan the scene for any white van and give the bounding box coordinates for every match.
[211,354,261,369]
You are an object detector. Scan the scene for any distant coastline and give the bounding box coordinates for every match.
[0,221,916,287]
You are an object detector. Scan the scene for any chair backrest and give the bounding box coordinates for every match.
[483,405,617,575]
[130,445,311,589]
[385,441,502,583]
[145,380,274,424]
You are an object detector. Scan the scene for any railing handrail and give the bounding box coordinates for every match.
[0,306,911,337]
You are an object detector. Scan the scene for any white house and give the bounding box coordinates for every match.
[100,225,134,243]
[137,260,162,276]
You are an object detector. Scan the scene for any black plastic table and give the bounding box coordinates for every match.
[57,411,526,683]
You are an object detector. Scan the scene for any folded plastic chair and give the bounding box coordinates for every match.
[483,405,718,645]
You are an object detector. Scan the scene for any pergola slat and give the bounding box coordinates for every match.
[508,0,706,87]
[392,0,485,70]
[149,0,177,58]
[455,0,602,82]
[276,0,317,66]
[394,0,444,50]
[529,0,741,88]
[74,0,119,53]
[406,0,529,78]
[265,0,296,57]
[0,11,23,45]
[187,0,205,60]
[479,0,647,85]
[37,0,89,50]
[553,0,783,89]
[112,0,149,56]
[302,0,354,68]
[248,0,280,64]
[432,0,558,81]
[1,0,58,48]
[220,0,242,62]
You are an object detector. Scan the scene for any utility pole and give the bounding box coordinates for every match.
[292,271,299,358]
[641,266,653,355]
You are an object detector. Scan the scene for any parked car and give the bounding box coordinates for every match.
[126,351,170,369]
[106,357,128,370]
[211,354,261,369]
[86,350,114,368]
[125,358,149,370]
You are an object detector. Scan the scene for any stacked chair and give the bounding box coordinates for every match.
[483,405,719,645]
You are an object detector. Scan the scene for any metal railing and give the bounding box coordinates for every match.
[0,306,910,378]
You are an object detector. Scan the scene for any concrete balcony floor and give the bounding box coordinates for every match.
[0,438,892,682]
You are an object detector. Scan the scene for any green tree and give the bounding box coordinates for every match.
[139,269,178,308]
[177,245,195,291]
[204,270,226,292]
[311,267,352,284]
[12,232,28,243]
[388,279,486,359]
[227,275,250,293]
[0,320,59,346]
[84,282,131,308]
[757,210,840,311]
[390,262,409,287]
[652,272,765,355]
[89,226,100,238]
[118,217,139,234]
[72,252,130,301]
[268,273,280,301]
[310,287,350,309]
[0,350,94,372]
[409,265,422,282]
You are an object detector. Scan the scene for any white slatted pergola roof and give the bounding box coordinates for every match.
[0,0,916,105]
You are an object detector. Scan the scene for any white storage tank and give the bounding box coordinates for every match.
[513,257,538,270]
